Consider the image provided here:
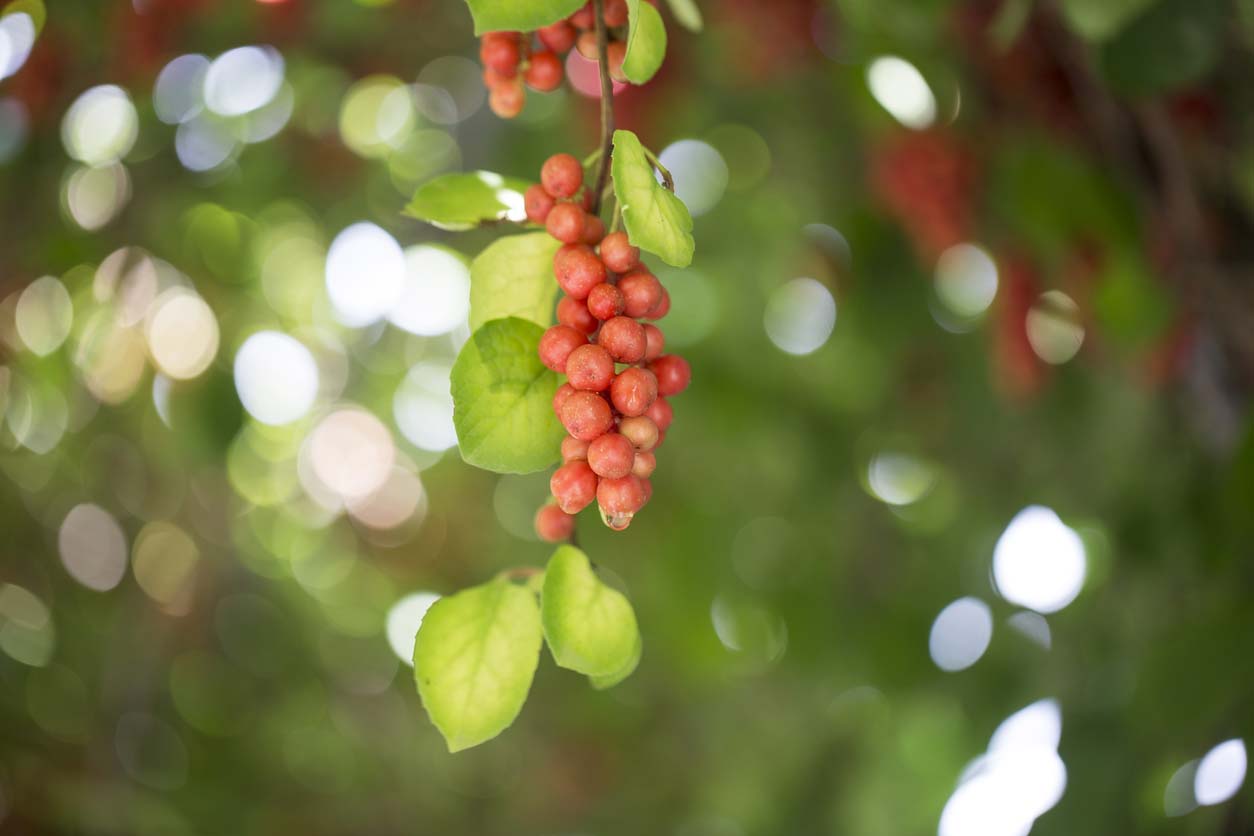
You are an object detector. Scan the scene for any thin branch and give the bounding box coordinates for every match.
[643,146,675,191]
[590,0,616,216]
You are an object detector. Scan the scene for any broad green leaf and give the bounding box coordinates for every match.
[589,632,641,690]
[1098,0,1224,95]
[665,0,703,32]
[469,232,562,331]
[2,0,45,35]
[1060,0,1158,42]
[623,0,667,84]
[403,171,532,231]
[413,577,543,752]
[451,317,564,474]
[463,0,585,35]
[611,129,694,268]
[542,545,641,679]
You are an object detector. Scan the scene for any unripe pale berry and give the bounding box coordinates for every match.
[619,270,663,318]
[553,244,606,300]
[551,460,598,514]
[489,80,525,118]
[576,31,599,59]
[480,32,521,75]
[597,315,646,363]
[535,504,575,542]
[607,41,627,83]
[586,283,624,320]
[538,20,577,53]
[597,474,647,516]
[618,414,659,451]
[565,343,615,391]
[525,51,564,92]
[541,153,584,199]
[632,450,656,478]
[644,396,672,432]
[642,323,665,360]
[557,295,598,335]
[645,287,671,320]
[604,0,629,27]
[587,432,635,479]
[525,184,555,224]
[539,325,587,372]
[610,367,657,416]
[599,231,639,273]
[546,202,586,244]
[561,435,590,462]
[553,382,577,417]
[582,214,606,246]
[560,390,614,440]
[650,354,691,396]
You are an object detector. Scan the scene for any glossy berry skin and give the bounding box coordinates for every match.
[642,323,665,361]
[618,415,659,451]
[535,504,575,542]
[560,390,614,441]
[599,231,639,273]
[606,41,628,83]
[546,202,586,244]
[631,450,656,478]
[480,32,521,75]
[524,51,563,91]
[604,0,629,27]
[587,432,635,479]
[644,396,672,432]
[565,343,615,391]
[586,283,624,320]
[597,474,647,516]
[489,81,525,118]
[582,214,606,246]
[551,460,598,514]
[538,325,587,372]
[538,20,577,53]
[645,287,671,320]
[541,153,584,199]
[597,316,646,363]
[552,382,577,417]
[525,184,555,224]
[561,435,590,462]
[554,244,606,300]
[650,354,691,396]
[557,295,598,335]
[619,271,663,318]
[610,367,657,416]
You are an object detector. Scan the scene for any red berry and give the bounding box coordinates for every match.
[561,435,590,462]
[619,271,663,318]
[538,20,577,53]
[645,287,670,320]
[553,382,576,417]
[618,415,659,451]
[582,214,606,246]
[640,477,653,505]
[597,316,646,363]
[565,343,615,391]
[597,474,647,517]
[539,325,587,372]
[489,80,525,118]
[610,367,657,416]
[541,153,584,199]
[524,51,564,92]
[587,432,635,479]
[632,450,656,478]
[599,231,639,273]
[553,244,606,300]
[546,202,586,244]
[604,0,628,27]
[483,66,512,87]
[480,32,521,75]
[556,295,598,335]
[551,460,598,514]
[586,283,625,320]
[644,396,672,432]
[607,41,627,82]
[570,4,594,30]
[560,390,614,441]
[535,504,575,542]
[642,323,665,360]
[525,184,555,224]
[650,354,691,396]
[576,30,599,59]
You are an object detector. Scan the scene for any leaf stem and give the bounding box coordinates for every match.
[590,0,616,216]
[642,147,674,192]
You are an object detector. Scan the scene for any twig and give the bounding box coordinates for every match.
[590,0,616,216]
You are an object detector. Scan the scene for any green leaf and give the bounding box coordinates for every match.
[1060,0,1158,42]
[413,577,543,752]
[1098,0,1224,95]
[623,0,668,84]
[463,0,585,35]
[611,129,694,268]
[589,632,641,690]
[403,171,532,231]
[665,0,703,32]
[541,545,641,679]
[451,317,564,474]
[2,0,45,35]
[469,232,562,331]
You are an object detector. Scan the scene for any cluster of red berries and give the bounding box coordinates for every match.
[530,153,690,540]
[479,0,636,118]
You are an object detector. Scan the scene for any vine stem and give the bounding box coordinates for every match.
[590,0,615,216]
[643,147,674,191]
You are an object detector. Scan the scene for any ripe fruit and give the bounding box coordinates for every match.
[546,202,587,244]
[618,415,659,451]
[565,343,615,391]
[604,0,629,27]
[539,325,587,372]
[618,271,663,318]
[599,231,639,273]
[606,41,627,83]
[489,80,526,118]
[576,31,599,60]
[553,382,577,417]
[560,390,614,440]
[586,283,625,320]
[650,355,691,396]
[525,184,555,224]
[557,295,598,334]
[582,214,606,245]
[597,474,647,517]
[535,504,575,542]
[553,244,606,299]
[597,316,646,363]
[524,51,564,91]
[642,323,665,360]
[631,451,656,478]
[570,3,595,30]
[551,460,598,513]
[561,435,590,462]
[610,367,657,416]
[541,153,584,199]
[645,287,670,320]
[480,32,521,75]
[587,432,635,479]
[643,396,672,432]
[538,20,577,53]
